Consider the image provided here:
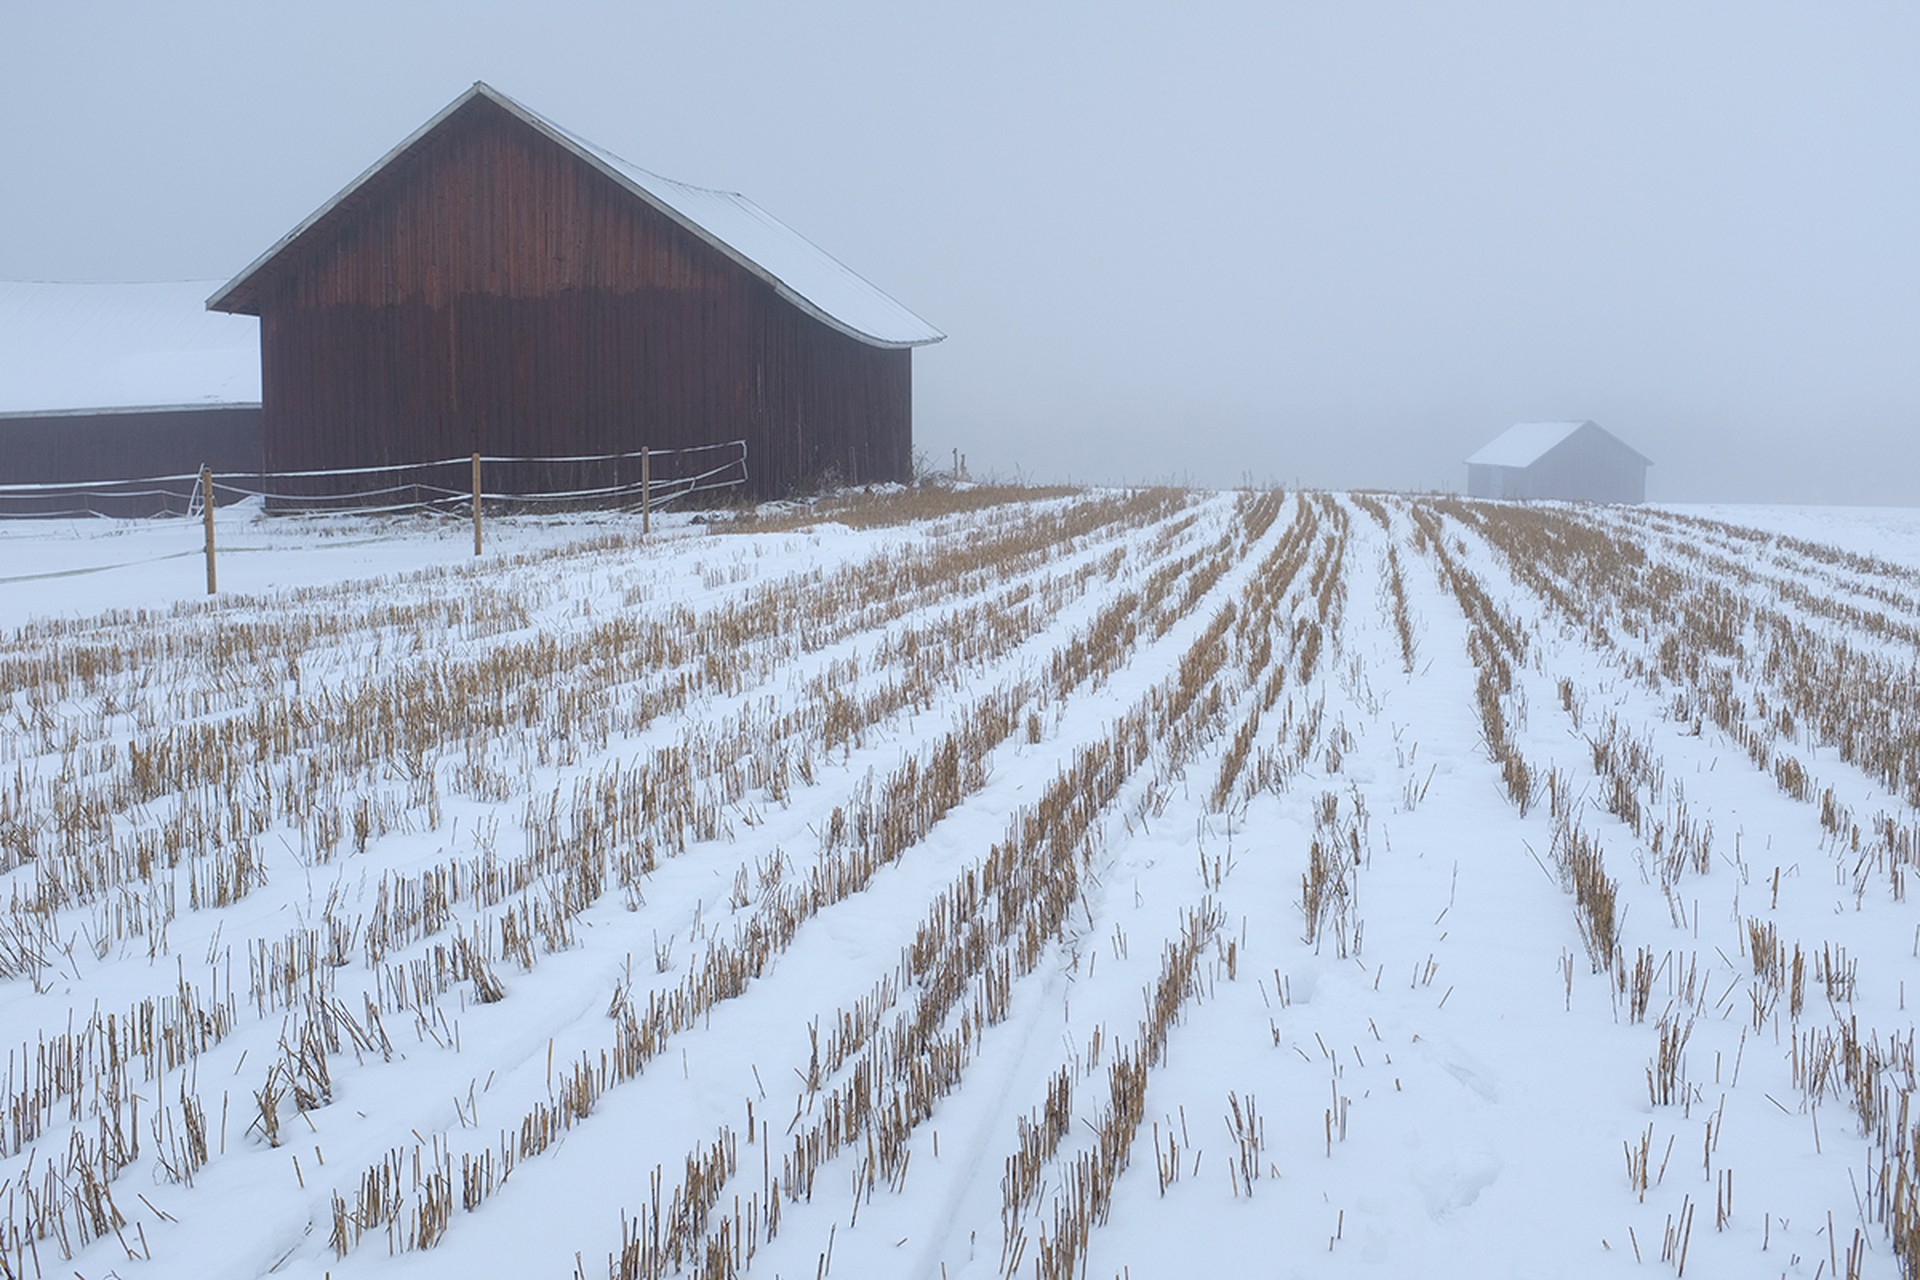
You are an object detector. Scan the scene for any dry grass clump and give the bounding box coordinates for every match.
[1556,818,1619,972]
[1646,1013,1693,1107]
[1383,544,1417,673]
[1300,790,1365,957]
[1223,1091,1266,1197]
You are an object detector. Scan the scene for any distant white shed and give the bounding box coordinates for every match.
[1465,420,1650,503]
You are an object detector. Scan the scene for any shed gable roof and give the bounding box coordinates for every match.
[0,279,259,416]
[1466,420,1652,469]
[207,82,943,350]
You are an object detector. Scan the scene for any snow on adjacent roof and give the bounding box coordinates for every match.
[209,83,943,350]
[540,114,944,350]
[1465,421,1596,469]
[0,280,259,416]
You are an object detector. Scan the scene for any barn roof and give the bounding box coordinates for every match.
[207,82,944,350]
[1465,420,1652,469]
[0,279,260,417]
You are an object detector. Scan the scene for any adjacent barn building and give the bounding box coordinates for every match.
[1465,421,1651,503]
[207,82,942,501]
[0,280,261,514]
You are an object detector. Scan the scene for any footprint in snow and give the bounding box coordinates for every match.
[1409,1144,1502,1222]
[1440,1052,1500,1104]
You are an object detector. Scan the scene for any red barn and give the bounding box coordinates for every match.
[208,82,941,500]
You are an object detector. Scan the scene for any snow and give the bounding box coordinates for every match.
[0,279,259,415]
[561,127,946,350]
[1670,503,1920,573]
[1,492,1917,1279]
[1465,420,1593,468]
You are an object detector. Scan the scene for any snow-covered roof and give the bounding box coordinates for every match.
[0,280,260,417]
[209,82,943,350]
[1466,421,1599,468]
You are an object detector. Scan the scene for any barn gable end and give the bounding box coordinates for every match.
[209,83,940,497]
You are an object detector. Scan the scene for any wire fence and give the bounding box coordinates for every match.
[0,440,749,520]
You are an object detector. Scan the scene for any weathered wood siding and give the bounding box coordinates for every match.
[246,98,909,497]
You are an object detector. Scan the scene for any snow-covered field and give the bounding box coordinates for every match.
[3,489,1920,1279]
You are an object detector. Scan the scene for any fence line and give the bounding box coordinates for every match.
[0,439,744,494]
[0,440,750,520]
[0,441,752,595]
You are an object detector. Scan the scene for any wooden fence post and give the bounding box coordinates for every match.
[641,447,651,536]
[472,453,483,556]
[201,466,217,595]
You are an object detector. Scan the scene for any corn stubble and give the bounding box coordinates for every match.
[11,484,1920,1275]
[1417,496,1920,1278]
[1,486,1328,1276]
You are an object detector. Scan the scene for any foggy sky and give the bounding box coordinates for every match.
[3,3,1915,503]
